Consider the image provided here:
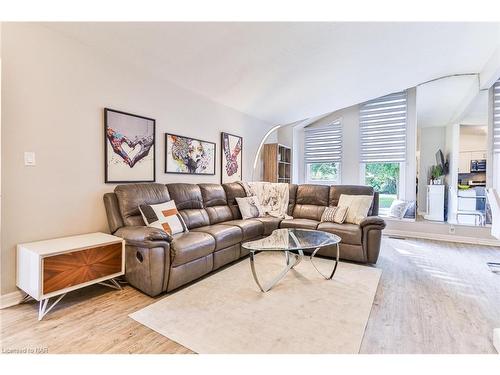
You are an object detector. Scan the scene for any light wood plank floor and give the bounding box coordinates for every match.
[1,237,499,354]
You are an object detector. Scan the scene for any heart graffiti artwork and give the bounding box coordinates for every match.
[105,108,156,183]
[106,127,154,168]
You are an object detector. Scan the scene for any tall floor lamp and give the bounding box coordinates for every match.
[251,125,282,182]
[486,188,500,353]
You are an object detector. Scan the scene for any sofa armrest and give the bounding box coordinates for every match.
[359,216,386,230]
[115,226,172,296]
[359,216,386,264]
[114,226,172,248]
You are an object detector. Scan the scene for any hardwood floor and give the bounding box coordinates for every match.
[1,237,499,354]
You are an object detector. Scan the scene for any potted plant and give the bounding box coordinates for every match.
[430,165,444,185]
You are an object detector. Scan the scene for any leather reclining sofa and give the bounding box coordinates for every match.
[103,182,386,296]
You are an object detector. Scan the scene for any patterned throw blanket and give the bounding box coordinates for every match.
[246,182,293,219]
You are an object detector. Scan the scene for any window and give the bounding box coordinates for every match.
[362,162,402,214]
[306,162,341,184]
[359,91,407,215]
[304,120,342,184]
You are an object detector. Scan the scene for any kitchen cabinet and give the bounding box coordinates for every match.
[459,152,470,173]
[458,150,487,173]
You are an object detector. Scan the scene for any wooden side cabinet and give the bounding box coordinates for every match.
[263,143,292,183]
[17,232,125,320]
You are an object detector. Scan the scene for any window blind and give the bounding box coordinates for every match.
[304,120,342,164]
[494,79,500,153]
[359,91,408,162]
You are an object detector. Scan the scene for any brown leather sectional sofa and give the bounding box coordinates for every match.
[103,182,386,296]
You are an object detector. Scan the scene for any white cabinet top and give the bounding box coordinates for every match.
[17,232,123,256]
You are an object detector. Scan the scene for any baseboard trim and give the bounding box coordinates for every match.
[0,290,25,309]
[384,230,500,247]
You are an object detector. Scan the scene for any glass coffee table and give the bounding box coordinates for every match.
[241,228,341,292]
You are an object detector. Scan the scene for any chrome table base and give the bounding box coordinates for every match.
[249,243,340,292]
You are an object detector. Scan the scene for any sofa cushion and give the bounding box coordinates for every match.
[179,208,210,229]
[280,218,319,230]
[292,204,327,221]
[317,222,362,245]
[199,184,233,225]
[220,219,264,240]
[115,183,171,226]
[166,183,204,210]
[255,216,282,235]
[199,183,228,206]
[296,184,330,206]
[170,231,216,266]
[192,224,243,250]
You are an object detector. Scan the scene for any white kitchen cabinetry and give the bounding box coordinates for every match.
[458,150,487,173]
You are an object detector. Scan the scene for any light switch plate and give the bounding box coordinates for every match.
[24,152,36,166]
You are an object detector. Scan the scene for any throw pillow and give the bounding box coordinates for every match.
[139,200,188,235]
[320,206,349,224]
[337,194,374,225]
[236,196,265,219]
[321,206,337,222]
[333,206,349,224]
[389,199,412,219]
[403,201,416,219]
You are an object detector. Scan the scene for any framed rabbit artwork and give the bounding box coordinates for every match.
[221,132,243,183]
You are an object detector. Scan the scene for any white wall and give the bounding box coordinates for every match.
[417,126,447,212]
[0,23,273,295]
[278,88,417,205]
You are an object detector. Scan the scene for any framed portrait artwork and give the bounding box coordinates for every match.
[104,108,155,183]
[221,132,243,183]
[165,133,216,175]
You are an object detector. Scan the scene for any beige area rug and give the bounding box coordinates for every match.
[130,252,382,354]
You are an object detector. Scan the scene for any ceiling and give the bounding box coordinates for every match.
[417,76,489,128]
[45,22,500,125]
[460,90,489,125]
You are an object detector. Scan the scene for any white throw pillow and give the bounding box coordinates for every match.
[389,199,412,219]
[139,200,188,235]
[236,196,265,219]
[337,194,374,225]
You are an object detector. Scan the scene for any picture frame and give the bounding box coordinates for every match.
[104,108,156,183]
[221,132,243,183]
[165,133,216,175]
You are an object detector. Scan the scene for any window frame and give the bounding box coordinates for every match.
[305,161,342,185]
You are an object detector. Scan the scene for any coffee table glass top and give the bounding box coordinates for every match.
[242,228,341,252]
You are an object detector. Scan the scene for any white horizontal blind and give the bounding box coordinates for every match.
[304,120,342,164]
[494,79,500,153]
[359,91,407,162]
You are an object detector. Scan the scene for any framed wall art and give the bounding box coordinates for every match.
[104,108,155,183]
[165,133,216,175]
[221,132,243,183]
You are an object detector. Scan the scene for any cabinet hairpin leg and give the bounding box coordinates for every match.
[20,294,34,304]
[38,293,67,321]
[98,278,122,290]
